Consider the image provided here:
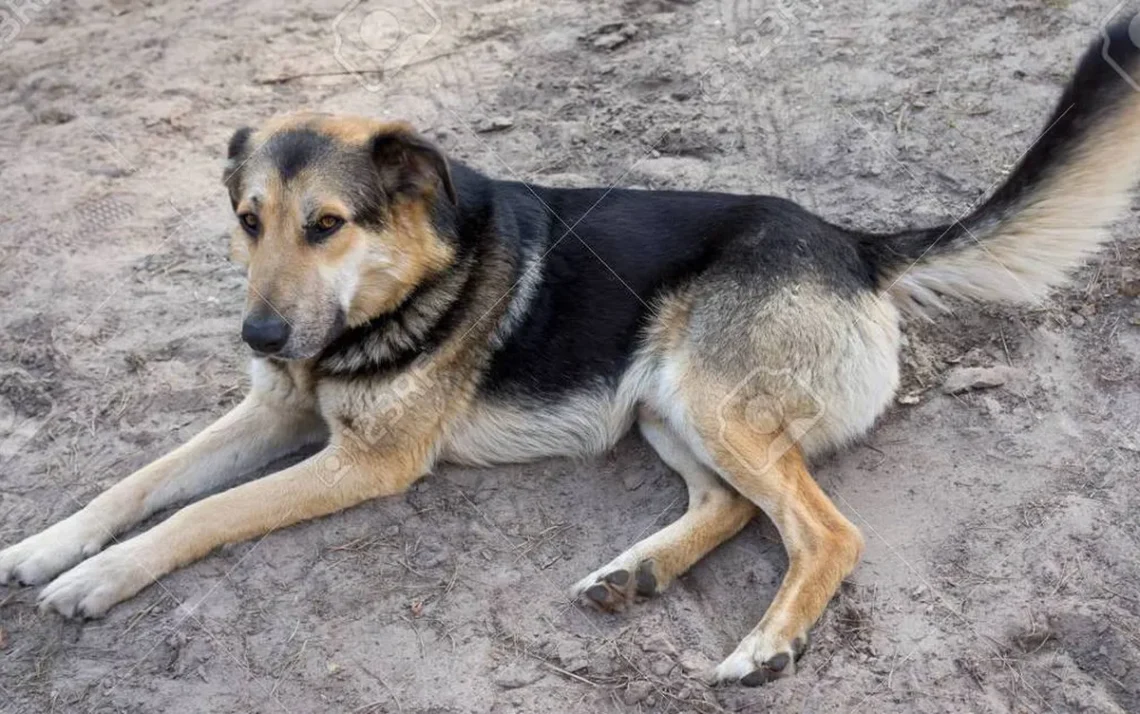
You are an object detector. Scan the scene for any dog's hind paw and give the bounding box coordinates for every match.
[572,558,659,612]
[713,630,809,686]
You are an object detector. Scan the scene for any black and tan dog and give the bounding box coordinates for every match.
[3,22,1140,685]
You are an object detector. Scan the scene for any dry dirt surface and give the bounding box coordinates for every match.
[2,0,1140,712]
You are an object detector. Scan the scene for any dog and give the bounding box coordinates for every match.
[3,21,1139,686]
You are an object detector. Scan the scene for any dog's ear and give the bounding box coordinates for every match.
[227,127,253,160]
[371,129,457,206]
[224,126,253,184]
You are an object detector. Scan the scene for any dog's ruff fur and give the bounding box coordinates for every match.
[4,22,1140,686]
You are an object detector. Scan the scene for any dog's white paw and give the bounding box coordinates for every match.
[0,517,106,587]
[37,542,155,619]
[712,629,809,687]
[571,554,660,612]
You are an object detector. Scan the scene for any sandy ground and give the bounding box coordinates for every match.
[2,0,1139,712]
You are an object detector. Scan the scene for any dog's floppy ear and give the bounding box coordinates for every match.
[371,129,457,206]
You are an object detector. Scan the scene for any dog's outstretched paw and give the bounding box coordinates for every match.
[713,631,809,686]
[0,519,105,587]
[37,542,155,619]
[572,559,658,612]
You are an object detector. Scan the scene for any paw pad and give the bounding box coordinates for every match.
[726,634,810,687]
[580,561,658,612]
[634,560,656,596]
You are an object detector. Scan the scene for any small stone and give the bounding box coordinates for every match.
[591,23,637,50]
[475,116,514,133]
[36,107,75,125]
[678,649,714,674]
[623,471,645,490]
[556,640,589,673]
[649,653,676,676]
[623,680,654,705]
[981,395,1003,417]
[589,652,617,676]
[1070,314,1086,328]
[642,633,676,655]
[941,365,1021,394]
[1119,266,1140,297]
[897,391,922,405]
[494,662,543,689]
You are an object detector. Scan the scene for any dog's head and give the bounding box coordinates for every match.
[222,114,457,359]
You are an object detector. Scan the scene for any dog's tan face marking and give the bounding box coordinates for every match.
[224,114,457,359]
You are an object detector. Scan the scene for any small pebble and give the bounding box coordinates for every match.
[642,633,676,655]
[623,680,654,705]
[494,662,543,689]
[475,116,514,133]
[941,365,1021,394]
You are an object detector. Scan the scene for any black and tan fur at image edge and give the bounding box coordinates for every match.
[4,19,1140,687]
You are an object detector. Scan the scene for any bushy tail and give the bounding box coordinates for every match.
[861,17,1140,316]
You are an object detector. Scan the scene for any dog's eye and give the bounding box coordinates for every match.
[238,213,259,236]
[309,215,344,240]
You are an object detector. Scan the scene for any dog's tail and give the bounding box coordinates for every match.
[861,18,1140,317]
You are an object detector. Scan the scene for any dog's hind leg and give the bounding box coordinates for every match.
[0,362,325,587]
[572,409,756,611]
[695,410,864,686]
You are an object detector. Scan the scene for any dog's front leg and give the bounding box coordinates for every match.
[0,362,325,587]
[36,430,431,618]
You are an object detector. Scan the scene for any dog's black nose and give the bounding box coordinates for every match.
[241,315,291,354]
